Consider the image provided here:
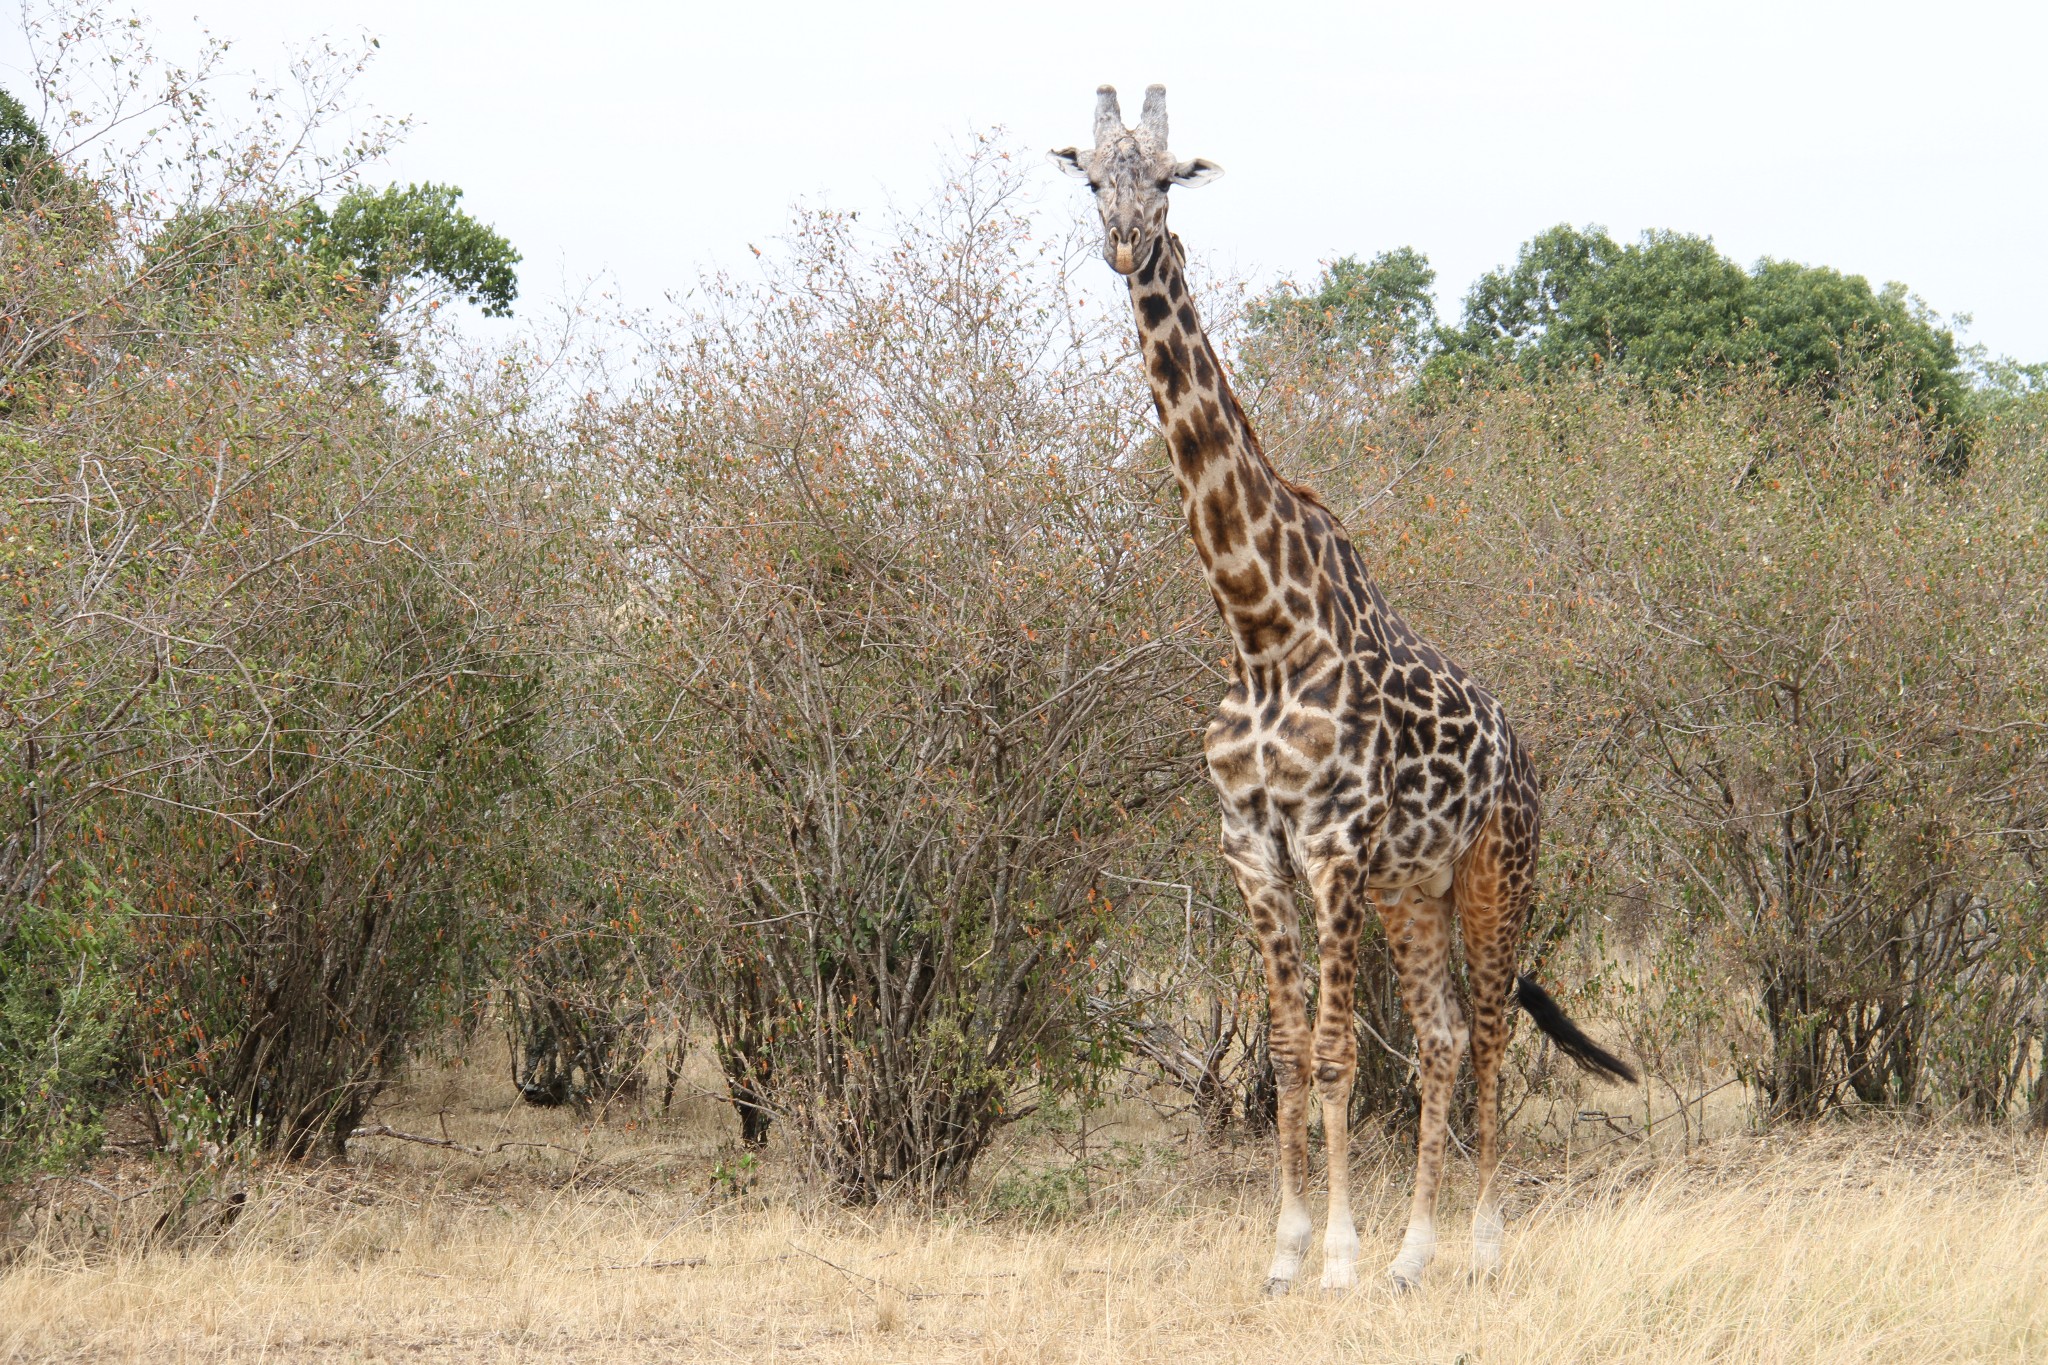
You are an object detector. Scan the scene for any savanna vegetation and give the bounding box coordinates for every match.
[3,13,2045,1338]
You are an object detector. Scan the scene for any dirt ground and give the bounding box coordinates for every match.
[5,1052,2045,1363]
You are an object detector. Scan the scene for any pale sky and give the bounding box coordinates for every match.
[5,1,2045,361]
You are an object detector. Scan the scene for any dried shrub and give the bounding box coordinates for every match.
[2,16,551,1158]
[582,144,1211,1198]
[1315,367,2048,1122]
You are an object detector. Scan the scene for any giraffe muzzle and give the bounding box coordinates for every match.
[1106,227,1142,274]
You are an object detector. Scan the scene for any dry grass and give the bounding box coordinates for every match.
[4,1059,2045,1363]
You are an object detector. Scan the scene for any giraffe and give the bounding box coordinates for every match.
[1053,85,1636,1295]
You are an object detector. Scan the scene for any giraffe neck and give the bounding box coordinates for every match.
[1128,236,1325,664]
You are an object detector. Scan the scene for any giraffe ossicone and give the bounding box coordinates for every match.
[1054,84,1637,1298]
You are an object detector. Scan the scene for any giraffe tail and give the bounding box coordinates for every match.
[1514,974,1638,1084]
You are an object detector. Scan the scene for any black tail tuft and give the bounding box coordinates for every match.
[1515,974,1638,1085]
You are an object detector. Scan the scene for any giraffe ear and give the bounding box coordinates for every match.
[1049,147,1092,181]
[1170,158,1224,188]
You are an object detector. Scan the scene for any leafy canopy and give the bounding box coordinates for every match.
[0,85,57,208]
[0,85,46,167]
[1249,246,1439,370]
[301,181,521,317]
[1433,224,1971,465]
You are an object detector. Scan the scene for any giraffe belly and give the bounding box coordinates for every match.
[1204,670,1507,895]
[1368,800,1484,887]
[1290,743,1499,897]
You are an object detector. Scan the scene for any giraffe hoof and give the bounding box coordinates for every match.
[1263,1277,1294,1299]
[1387,1268,1423,1295]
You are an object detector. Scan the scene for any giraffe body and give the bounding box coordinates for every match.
[1054,85,1634,1295]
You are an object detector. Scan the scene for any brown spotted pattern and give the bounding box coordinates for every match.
[1056,85,1543,1292]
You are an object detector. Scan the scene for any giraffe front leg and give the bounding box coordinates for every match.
[1391,1008,1463,1291]
[1269,1073,1315,1296]
[1226,854,1314,1297]
[1379,885,1464,1293]
[1316,1084,1360,1293]
[1313,877,1366,1293]
[1261,931,1315,1296]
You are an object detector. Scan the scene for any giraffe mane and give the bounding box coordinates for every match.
[1164,234,1335,519]
[1223,378,1333,517]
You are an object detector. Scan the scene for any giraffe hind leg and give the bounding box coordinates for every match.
[1454,813,1525,1279]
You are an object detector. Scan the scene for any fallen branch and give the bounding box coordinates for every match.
[34,1173,117,1200]
[351,1123,484,1155]
[790,1241,886,1304]
[1084,996,1234,1113]
[349,1123,584,1160]
[560,1252,787,1275]
[1572,1077,1746,1158]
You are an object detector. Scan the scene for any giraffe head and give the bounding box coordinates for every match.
[1051,84,1223,276]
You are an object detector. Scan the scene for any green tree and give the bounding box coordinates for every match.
[1251,247,1439,369]
[1440,223,1616,365]
[0,86,48,182]
[1972,356,2048,435]
[1746,262,1968,451]
[135,182,521,374]
[1435,225,1972,467]
[300,182,520,318]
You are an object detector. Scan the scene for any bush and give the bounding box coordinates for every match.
[9,4,2045,1184]
[1365,370,2048,1119]
[0,882,123,1179]
[1236,317,2047,1125]
[580,143,1211,1198]
[2,17,548,1159]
